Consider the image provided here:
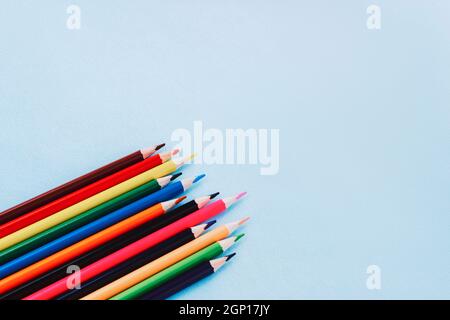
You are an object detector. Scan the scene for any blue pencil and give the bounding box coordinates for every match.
[0,175,205,278]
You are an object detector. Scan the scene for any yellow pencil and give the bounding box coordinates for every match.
[81,217,248,300]
[0,155,192,250]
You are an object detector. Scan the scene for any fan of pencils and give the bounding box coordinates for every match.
[0,144,248,300]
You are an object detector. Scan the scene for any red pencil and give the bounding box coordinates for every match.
[23,192,246,300]
[0,149,178,237]
[0,144,164,226]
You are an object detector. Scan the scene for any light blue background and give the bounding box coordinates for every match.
[0,1,449,299]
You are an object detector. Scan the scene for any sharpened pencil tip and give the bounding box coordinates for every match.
[173,153,196,168]
[205,220,217,229]
[236,192,247,200]
[235,233,245,242]
[170,172,182,181]
[193,174,206,183]
[209,192,220,199]
[185,153,196,162]
[175,196,187,204]
[171,148,180,156]
[155,143,165,151]
[225,253,236,261]
[238,216,250,225]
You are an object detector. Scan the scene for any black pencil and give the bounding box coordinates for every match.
[140,254,235,300]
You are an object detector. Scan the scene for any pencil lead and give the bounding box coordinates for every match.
[171,148,180,156]
[209,192,220,199]
[238,217,250,225]
[193,174,206,183]
[175,195,187,204]
[155,143,165,151]
[187,153,197,162]
[235,233,245,242]
[225,253,236,261]
[205,220,217,230]
[170,172,182,181]
[236,192,247,200]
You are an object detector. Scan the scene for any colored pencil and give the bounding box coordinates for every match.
[0,144,164,226]
[80,218,248,300]
[0,175,195,276]
[0,175,203,292]
[112,235,243,300]
[57,221,216,300]
[46,193,215,277]
[23,193,246,300]
[0,196,185,279]
[0,174,181,265]
[0,154,194,251]
[0,149,178,237]
[0,193,218,300]
[140,254,235,300]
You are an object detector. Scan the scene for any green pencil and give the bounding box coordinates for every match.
[0,174,180,264]
[110,234,244,300]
